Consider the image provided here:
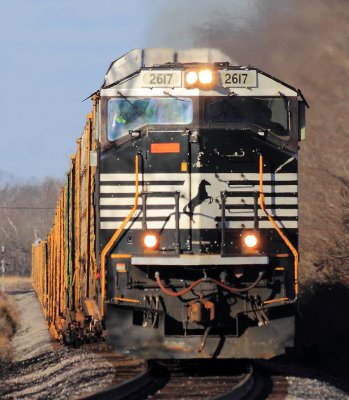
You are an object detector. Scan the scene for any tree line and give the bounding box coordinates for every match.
[0,178,62,276]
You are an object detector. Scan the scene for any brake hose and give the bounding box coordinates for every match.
[155,271,264,297]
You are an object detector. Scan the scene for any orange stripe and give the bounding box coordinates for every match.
[111,254,132,259]
[263,297,289,305]
[150,143,180,153]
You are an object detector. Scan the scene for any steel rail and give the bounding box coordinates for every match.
[80,359,264,400]
[212,363,263,400]
[79,360,156,400]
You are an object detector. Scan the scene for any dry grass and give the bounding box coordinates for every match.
[0,293,19,362]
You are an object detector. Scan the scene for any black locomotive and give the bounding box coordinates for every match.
[33,48,307,359]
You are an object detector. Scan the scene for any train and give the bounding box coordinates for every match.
[32,48,307,359]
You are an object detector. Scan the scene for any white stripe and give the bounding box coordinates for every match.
[101,209,174,218]
[226,197,298,205]
[100,173,186,182]
[226,209,298,217]
[227,220,298,229]
[100,184,185,193]
[219,185,297,193]
[100,184,297,194]
[100,196,298,207]
[100,220,298,230]
[100,208,298,218]
[100,172,298,182]
[209,172,297,181]
[100,197,176,206]
[100,197,134,206]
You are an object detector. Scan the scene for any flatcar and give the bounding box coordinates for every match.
[32,48,307,358]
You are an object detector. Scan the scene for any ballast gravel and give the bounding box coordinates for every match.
[0,291,132,400]
[286,376,348,400]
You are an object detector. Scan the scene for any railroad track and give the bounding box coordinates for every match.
[81,359,265,400]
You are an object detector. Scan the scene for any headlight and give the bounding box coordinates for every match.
[241,231,260,253]
[143,232,159,249]
[199,69,213,84]
[184,68,216,89]
[244,234,258,248]
[185,71,198,85]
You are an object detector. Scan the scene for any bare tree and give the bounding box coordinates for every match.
[0,178,62,276]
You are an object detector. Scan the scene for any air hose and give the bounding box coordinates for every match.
[155,271,264,297]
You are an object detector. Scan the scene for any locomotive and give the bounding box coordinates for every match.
[32,48,307,359]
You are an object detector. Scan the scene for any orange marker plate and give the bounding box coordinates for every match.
[150,143,180,153]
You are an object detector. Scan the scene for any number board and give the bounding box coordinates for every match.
[141,71,182,88]
[220,70,257,88]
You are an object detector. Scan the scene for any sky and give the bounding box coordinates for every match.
[0,0,260,181]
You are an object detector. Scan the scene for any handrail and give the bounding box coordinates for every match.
[141,190,181,254]
[258,154,299,296]
[220,191,227,255]
[100,154,141,316]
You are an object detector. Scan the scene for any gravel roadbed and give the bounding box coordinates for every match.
[0,291,139,400]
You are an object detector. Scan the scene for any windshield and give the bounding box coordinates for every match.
[205,97,289,137]
[107,97,193,141]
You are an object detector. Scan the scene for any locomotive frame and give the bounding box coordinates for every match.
[32,48,306,358]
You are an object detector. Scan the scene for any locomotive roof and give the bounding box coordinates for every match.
[103,48,237,88]
[100,48,304,100]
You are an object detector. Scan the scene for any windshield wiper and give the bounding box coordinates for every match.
[163,91,191,102]
[117,91,144,116]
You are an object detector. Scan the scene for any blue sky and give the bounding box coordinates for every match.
[0,0,259,180]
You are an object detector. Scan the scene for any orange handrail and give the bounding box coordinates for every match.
[113,297,141,304]
[259,155,299,297]
[100,154,140,315]
[263,297,289,305]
